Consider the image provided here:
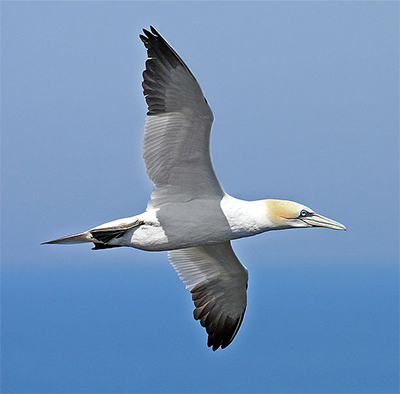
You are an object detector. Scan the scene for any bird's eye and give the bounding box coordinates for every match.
[300,210,309,217]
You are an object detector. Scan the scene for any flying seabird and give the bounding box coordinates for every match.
[43,26,346,351]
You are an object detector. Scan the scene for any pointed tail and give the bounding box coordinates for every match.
[41,232,91,245]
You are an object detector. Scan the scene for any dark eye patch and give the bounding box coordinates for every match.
[299,210,310,218]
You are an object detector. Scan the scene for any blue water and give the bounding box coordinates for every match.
[2,256,398,393]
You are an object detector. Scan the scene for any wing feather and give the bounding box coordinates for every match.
[140,27,224,209]
[168,242,248,350]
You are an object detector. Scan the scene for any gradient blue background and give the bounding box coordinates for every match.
[2,2,399,393]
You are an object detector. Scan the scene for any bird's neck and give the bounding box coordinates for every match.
[221,195,275,238]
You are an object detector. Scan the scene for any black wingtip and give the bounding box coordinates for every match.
[141,26,159,40]
[191,279,246,351]
[150,25,159,35]
[140,28,151,43]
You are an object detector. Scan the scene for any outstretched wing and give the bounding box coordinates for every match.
[140,27,224,209]
[168,242,248,351]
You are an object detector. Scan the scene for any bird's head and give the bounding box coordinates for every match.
[264,199,346,231]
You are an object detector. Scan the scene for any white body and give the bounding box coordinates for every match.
[93,195,273,251]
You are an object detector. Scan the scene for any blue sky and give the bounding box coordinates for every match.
[1,1,399,393]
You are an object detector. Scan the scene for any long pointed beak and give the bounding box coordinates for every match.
[302,214,347,231]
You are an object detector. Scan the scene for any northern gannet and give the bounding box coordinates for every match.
[43,26,346,351]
